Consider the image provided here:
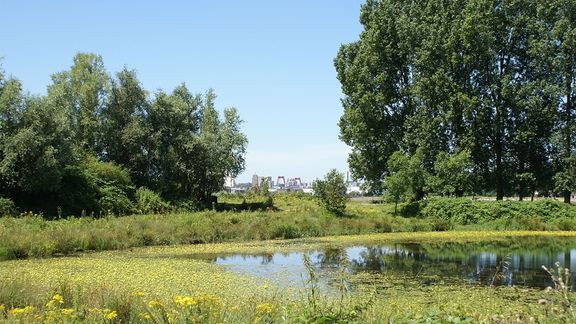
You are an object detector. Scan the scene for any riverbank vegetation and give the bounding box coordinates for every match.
[0,231,575,323]
[1,193,576,261]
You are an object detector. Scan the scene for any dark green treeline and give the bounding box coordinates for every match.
[0,53,247,217]
[336,0,575,202]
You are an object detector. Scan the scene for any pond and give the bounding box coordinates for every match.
[207,236,576,290]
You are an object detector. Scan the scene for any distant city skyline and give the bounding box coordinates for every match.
[1,0,365,183]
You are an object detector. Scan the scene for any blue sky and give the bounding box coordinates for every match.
[0,1,364,183]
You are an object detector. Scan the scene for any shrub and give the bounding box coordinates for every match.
[135,187,170,214]
[313,169,348,216]
[554,218,576,231]
[0,197,17,216]
[421,197,576,228]
[429,217,451,231]
[273,224,301,239]
[99,185,137,216]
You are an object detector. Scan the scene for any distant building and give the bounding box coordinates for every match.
[346,181,364,195]
[224,175,235,189]
[252,174,259,188]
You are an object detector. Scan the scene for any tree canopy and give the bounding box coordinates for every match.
[336,0,575,202]
[0,54,247,217]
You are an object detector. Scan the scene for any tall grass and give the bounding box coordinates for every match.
[1,194,575,261]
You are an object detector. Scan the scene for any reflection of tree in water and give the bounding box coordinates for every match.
[346,241,576,288]
[209,237,576,290]
[257,252,274,265]
[315,246,346,269]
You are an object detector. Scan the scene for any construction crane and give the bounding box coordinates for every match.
[276,176,286,188]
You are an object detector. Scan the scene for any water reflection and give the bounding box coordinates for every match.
[212,236,576,289]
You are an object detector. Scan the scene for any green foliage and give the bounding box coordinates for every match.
[384,150,428,213]
[335,0,574,202]
[313,169,348,215]
[0,197,17,216]
[0,54,248,217]
[273,224,301,239]
[135,187,170,214]
[421,197,576,227]
[554,155,576,194]
[98,185,136,216]
[259,178,269,196]
[427,151,473,196]
[56,165,100,217]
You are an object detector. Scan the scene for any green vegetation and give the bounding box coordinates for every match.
[0,232,575,322]
[422,197,576,230]
[336,0,576,203]
[312,169,348,215]
[0,54,247,218]
[1,193,575,261]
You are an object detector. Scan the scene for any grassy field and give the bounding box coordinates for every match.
[1,194,576,261]
[1,231,575,323]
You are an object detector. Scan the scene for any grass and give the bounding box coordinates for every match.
[1,193,576,261]
[1,231,575,322]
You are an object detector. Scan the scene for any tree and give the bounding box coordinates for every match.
[383,149,428,209]
[335,1,414,193]
[147,85,202,200]
[335,0,567,201]
[0,54,248,215]
[383,167,409,215]
[427,151,473,197]
[48,53,110,153]
[100,68,149,186]
[147,87,247,204]
[536,0,576,203]
[313,169,348,215]
[0,95,75,214]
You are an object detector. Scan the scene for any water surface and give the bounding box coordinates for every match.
[207,236,576,290]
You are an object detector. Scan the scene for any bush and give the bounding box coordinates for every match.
[273,224,301,239]
[429,217,451,231]
[421,197,576,228]
[99,185,137,216]
[0,197,17,216]
[135,187,170,214]
[313,169,348,215]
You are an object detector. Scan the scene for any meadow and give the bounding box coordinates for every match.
[2,195,576,322]
[1,194,576,261]
[1,231,576,323]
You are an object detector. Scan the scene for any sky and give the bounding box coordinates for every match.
[0,0,365,184]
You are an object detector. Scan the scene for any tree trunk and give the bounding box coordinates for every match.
[563,65,573,204]
[495,127,504,200]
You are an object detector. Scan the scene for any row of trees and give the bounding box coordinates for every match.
[0,53,247,217]
[336,0,575,202]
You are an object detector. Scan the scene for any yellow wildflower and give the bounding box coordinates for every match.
[131,291,146,297]
[139,312,152,320]
[106,310,118,320]
[10,308,25,316]
[52,294,64,304]
[61,308,74,316]
[10,305,34,316]
[255,303,273,314]
[0,304,4,312]
[148,300,162,308]
[174,295,197,306]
